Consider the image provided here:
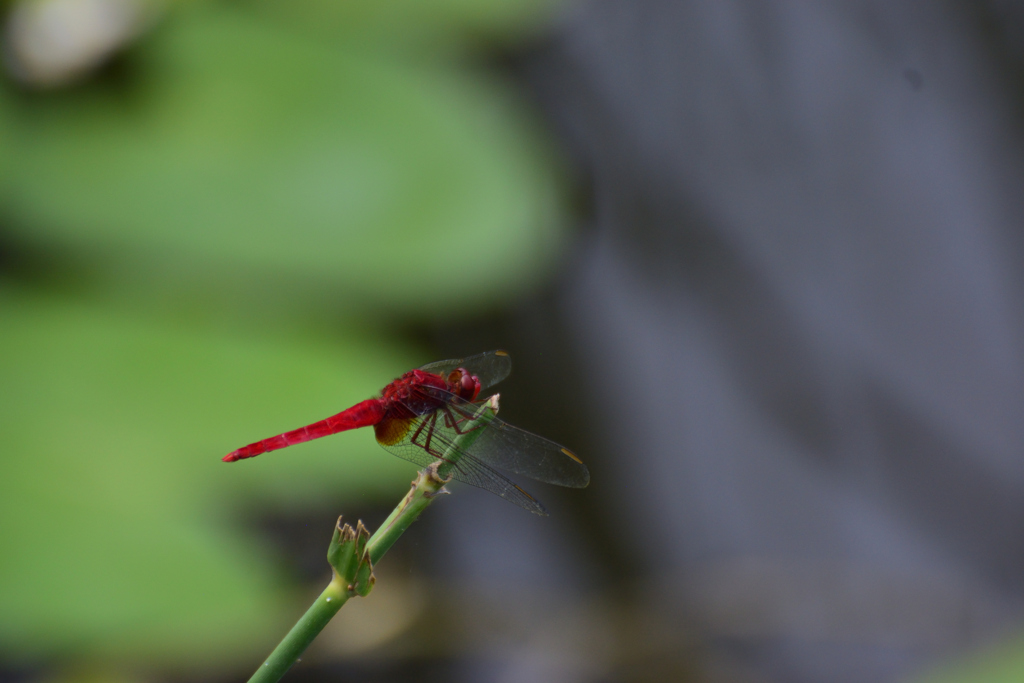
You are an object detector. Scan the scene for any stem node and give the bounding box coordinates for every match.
[245,398,500,683]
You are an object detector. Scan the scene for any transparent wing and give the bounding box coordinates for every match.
[418,350,512,390]
[458,411,590,488]
[373,386,589,514]
[374,406,548,515]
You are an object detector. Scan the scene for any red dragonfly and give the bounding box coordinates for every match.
[223,350,589,515]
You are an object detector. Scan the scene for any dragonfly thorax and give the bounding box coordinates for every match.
[380,368,481,418]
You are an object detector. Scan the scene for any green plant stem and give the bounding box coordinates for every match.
[246,396,498,683]
[251,579,348,683]
[366,460,450,564]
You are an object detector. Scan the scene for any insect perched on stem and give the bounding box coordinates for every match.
[224,351,589,515]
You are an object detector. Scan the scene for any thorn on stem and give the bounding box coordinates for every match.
[425,461,452,485]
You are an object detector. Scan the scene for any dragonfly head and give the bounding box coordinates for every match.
[447,368,481,401]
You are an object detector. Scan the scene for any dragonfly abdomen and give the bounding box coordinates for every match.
[223,399,384,462]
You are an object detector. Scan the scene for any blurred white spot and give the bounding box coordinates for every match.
[3,0,156,87]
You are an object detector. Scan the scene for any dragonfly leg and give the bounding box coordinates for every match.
[421,412,441,456]
[443,405,485,435]
[410,413,431,447]
[412,411,455,464]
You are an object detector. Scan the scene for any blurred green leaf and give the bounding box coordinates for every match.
[0,83,11,198]
[245,0,562,53]
[0,285,420,663]
[5,2,565,317]
[914,633,1024,683]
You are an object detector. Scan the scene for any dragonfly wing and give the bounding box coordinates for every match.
[398,388,590,488]
[418,350,511,391]
[373,414,440,469]
[458,410,591,488]
[374,408,548,515]
[445,453,548,515]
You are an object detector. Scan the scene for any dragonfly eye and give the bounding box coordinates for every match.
[448,368,481,400]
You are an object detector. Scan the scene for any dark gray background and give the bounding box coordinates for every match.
[432,2,1024,682]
